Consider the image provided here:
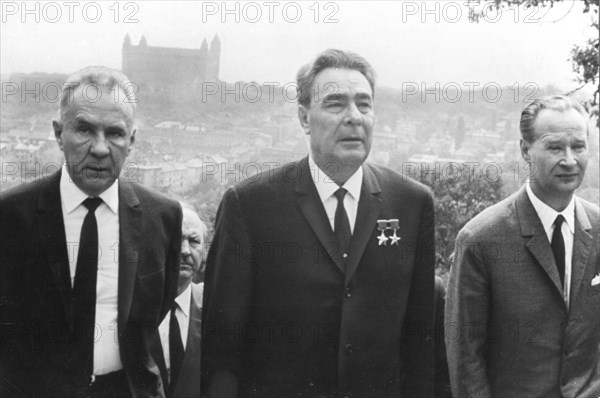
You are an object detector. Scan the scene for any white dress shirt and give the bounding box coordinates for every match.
[308,155,362,234]
[526,182,575,307]
[158,284,192,378]
[60,164,122,375]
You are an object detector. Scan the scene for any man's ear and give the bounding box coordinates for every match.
[127,127,137,155]
[520,138,530,162]
[130,127,137,145]
[298,105,310,135]
[52,121,63,150]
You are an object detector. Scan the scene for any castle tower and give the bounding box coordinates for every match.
[122,34,132,75]
[208,35,221,82]
[199,38,209,82]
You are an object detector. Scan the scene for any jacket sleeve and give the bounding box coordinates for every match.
[445,227,492,398]
[402,189,435,398]
[160,201,183,322]
[202,187,253,398]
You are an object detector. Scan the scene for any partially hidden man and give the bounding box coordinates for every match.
[0,66,182,398]
[446,96,600,398]
[153,203,207,398]
[202,49,436,398]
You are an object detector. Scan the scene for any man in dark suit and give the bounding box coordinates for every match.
[446,96,599,397]
[153,203,206,398]
[0,66,182,398]
[202,49,435,398]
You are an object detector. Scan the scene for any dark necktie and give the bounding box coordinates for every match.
[551,215,565,286]
[334,188,352,268]
[169,301,184,391]
[72,197,103,376]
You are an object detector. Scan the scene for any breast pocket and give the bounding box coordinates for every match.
[588,284,600,296]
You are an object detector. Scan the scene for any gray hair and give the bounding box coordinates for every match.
[59,65,137,121]
[296,49,376,107]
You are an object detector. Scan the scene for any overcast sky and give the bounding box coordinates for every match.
[1,0,595,90]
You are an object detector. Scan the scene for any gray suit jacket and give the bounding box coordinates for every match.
[446,186,600,398]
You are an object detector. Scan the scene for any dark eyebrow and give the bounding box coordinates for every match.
[73,118,93,127]
[323,93,346,102]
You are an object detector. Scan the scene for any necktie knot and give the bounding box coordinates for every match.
[554,214,565,229]
[171,300,180,313]
[334,188,347,202]
[83,197,103,213]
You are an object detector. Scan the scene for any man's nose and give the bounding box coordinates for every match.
[344,103,362,125]
[181,239,191,256]
[563,147,577,167]
[90,132,110,156]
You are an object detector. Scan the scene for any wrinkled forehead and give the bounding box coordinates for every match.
[182,208,205,235]
[312,68,373,99]
[533,108,589,138]
[61,85,136,126]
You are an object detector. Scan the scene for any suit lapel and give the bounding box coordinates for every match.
[173,284,203,397]
[344,164,381,284]
[569,198,593,303]
[118,181,141,328]
[36,171,73,325]
[516,187,565,298]
[295,158,346,274]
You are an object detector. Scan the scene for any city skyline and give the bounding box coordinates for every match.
[1,1,596,94]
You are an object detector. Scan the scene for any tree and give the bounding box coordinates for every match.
[471,0,599,122]
[454,115,466,150]
[390,163,505,278]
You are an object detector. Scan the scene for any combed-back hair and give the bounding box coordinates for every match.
[296,49,376,107]
[59,65,137,121]
[520,95,588,142]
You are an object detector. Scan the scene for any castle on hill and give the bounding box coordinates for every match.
[122,34,221,95]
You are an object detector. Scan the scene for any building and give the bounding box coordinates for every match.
[122,34,220,95]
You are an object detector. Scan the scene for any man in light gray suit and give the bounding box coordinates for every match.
[446,96,599,398]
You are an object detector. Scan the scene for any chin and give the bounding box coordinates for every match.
[339,152,367,165]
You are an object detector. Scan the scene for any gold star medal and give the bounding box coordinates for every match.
[377,219,389,246]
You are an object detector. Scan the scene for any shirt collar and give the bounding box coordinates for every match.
[308,155,363,203]
[525,182,575,235]
[60,164,119,214]
[174,284,192,318]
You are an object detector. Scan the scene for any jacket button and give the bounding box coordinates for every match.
[345,288,352,298]
[345,343,353,354]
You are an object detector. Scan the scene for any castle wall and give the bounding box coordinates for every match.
[122,38,220,94]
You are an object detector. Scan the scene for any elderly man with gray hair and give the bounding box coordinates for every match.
[202,49,435,398]
[0,66,182,398]
[153,202,207,398]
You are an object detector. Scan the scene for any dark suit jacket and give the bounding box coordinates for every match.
[152,283,203,398]
[433,276,451,398]
[202,157,435,398]
[445,186,600,398]
[0,171,182,398]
